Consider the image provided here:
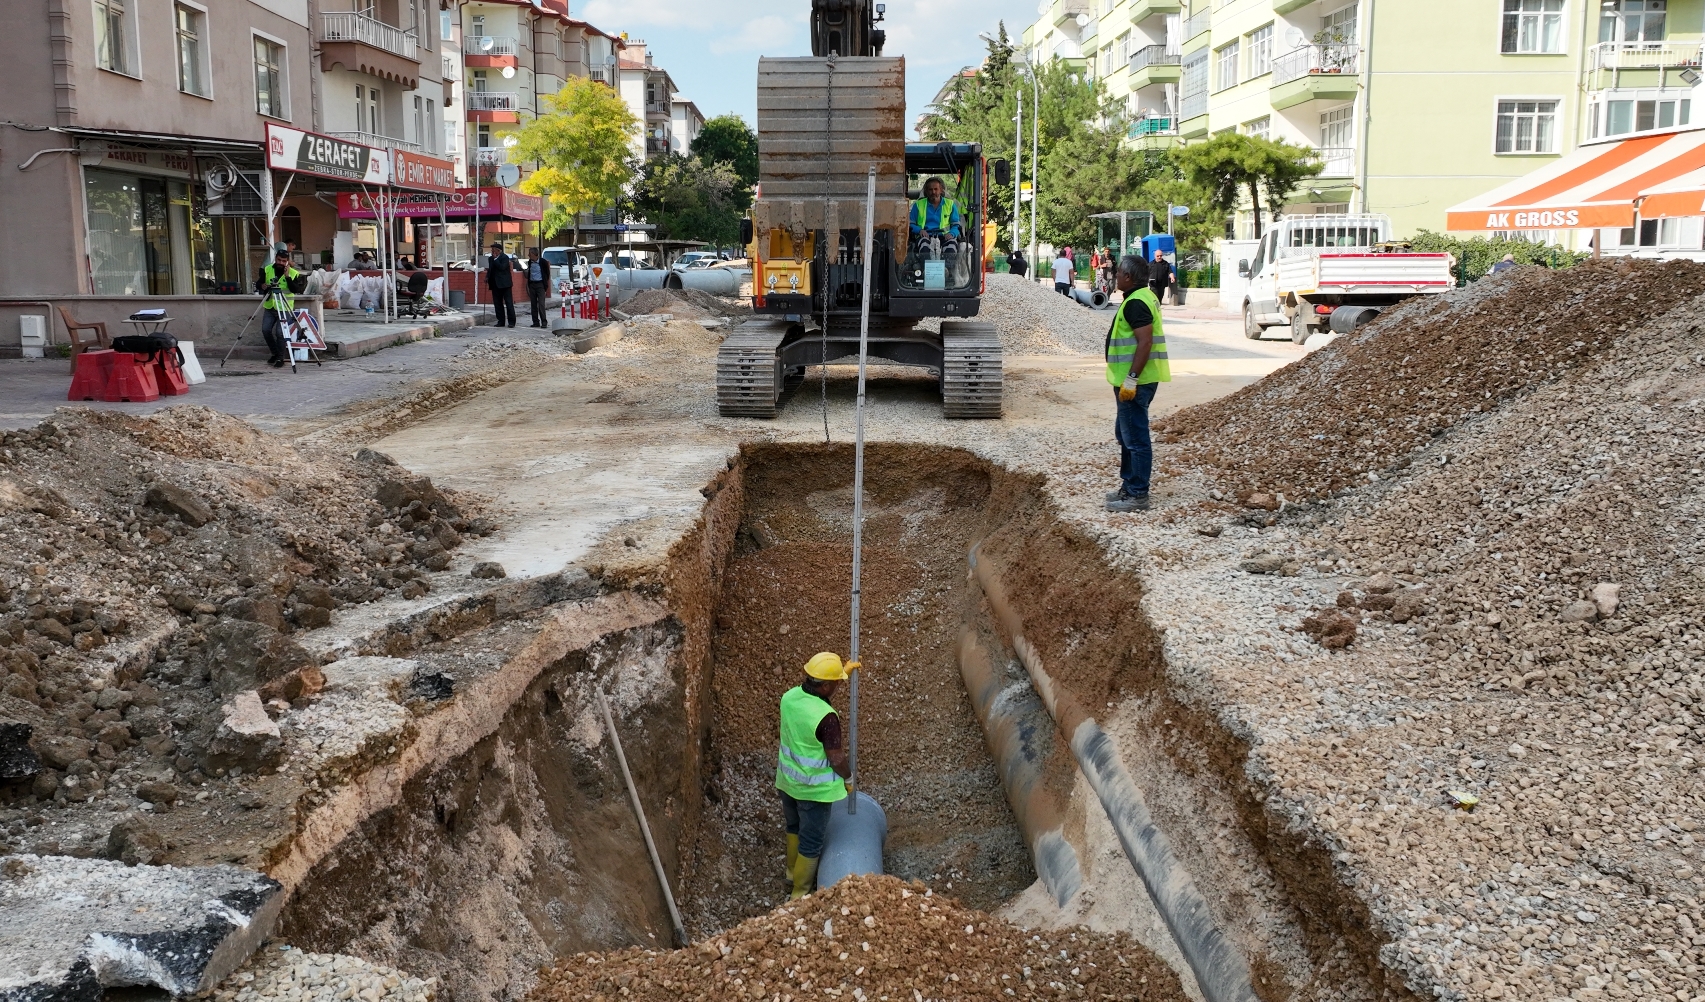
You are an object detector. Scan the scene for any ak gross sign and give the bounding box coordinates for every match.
[266,124,387,184]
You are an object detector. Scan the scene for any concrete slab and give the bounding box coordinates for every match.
[319,314,475,358]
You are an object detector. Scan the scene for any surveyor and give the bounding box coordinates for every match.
[777,651,855,899]
[909,176,963,251]
[1105,254,1170,513]
[256,243,307,369]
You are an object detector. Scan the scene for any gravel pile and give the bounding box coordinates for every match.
[622,288,750,320]
[978,274,1107,355]
[1154,259,1705,501]
[0,407,492,843]
[212,943,437,1002]
[531,874,1187,1002]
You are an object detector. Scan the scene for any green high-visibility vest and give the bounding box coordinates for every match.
[1105,286,1171,386]
[911,198,962,237]
[775,686,847,803]
[262,263,300,313]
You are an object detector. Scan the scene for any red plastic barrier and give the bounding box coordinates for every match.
[101,352,160,403]
[68,349,113,401]
[152,352,190,396]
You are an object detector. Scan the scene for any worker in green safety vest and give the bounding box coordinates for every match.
[255,244,307,369]
[1105,254,1170,513]
[776,651,855,899]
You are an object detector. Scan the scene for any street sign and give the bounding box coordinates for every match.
[1019,181,1034,203]
[613,223,630,232]
[1171,205,1191,216]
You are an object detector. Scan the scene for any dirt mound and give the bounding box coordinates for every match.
[622,288,750,320]
[531,874,1188,1002]
[1154,259,1705,501]
[0,406,492,827]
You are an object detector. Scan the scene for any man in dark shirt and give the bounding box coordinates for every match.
[485,241,519,328]
[1149,249,1173,305]
[1105,254,1170,512]
[1006,249,1027,278]
[524,247,552,328]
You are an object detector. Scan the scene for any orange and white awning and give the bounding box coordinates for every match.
[1446,129,1705,231]
[1633,165,1705,219]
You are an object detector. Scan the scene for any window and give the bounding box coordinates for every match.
[254,35,286,118]
[1117,31,1132,66]
[1495,99,1558,153]
[440,10,452,40]
[369,87,381,137]
[1323,4,1358,43]
[1215,40,1240,90]
[94,0,133,75]
[1320,105,1354,147]
[425,99,437,152]
[476,123,492,149]
[1243,116,1271,140]
[1599,93,1690,136]
[1502,0,1564,53]
[1246,24,1273,77]
[472,69,488,92]
[414,96,425,148]
[355,84,366,133]
[1600,0,1665,43]
[174,3,208,95]
[1180,50,1208,118]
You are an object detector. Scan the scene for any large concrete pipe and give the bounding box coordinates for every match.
[1069,287,1110,309]
[957,629,1084,906]
[663,269,744,296]
[968,545,1258,1002]
[818,791,887,888]
[613,269,668,290]
[1329,304,1381,333]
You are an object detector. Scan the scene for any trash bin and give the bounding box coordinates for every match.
[449,290,466,308]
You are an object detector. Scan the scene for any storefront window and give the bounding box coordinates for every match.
[86,168,207,295]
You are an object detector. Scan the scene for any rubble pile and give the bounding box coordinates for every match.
[977,275,1106,355]
[1155,259,1705,500]
[0,406,492,823]
[621,288,750,321]
[531,875,1187,1002]
[212,943,437,1002]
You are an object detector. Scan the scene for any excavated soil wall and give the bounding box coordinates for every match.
[273,443,1412,1002]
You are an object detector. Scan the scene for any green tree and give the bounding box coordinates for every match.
[1407,231,1588,284]
[1131,175,1223,258]
[632,154,745,246]
[1172,132,1322,238]
[1036,128,1165,248]
[922,25,1021,246]
[690,114,759,189]
[513,77,639,243]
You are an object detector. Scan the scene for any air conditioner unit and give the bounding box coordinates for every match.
[207,169,271,217]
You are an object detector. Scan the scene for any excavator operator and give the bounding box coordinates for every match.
[910,176,963,253]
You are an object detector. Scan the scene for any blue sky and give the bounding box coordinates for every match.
[575,0,1041,137]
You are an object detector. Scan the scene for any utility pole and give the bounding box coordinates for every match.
[1028,67,1038,284]
[1013,89,1023,256]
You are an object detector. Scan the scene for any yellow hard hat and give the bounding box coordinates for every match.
[804,652,848,681]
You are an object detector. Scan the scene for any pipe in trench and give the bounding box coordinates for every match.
[818,791,888,889]
[956,628,1084,907]
[967,544,1259,1002]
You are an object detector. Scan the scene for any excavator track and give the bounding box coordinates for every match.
[939,320,1003,419]
[716,320,793,418]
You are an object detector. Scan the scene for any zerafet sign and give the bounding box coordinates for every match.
[266,124,387,184]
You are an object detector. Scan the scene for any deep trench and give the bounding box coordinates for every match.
[274,444,1413,1002]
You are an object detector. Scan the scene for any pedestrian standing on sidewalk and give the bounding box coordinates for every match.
[525,247,552,328]
[1052,249,1075,296]
[1149,249,1173,305]
[1105,254,1171,513]
[1006,248,1028,278]
[486,241,518,328]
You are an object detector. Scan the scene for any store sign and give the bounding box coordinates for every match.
[335,187,543,220]
[391,149,457,194]
[87,146,194,179]
[266,123,387,184]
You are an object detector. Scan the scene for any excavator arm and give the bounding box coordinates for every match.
[811,0,885,57]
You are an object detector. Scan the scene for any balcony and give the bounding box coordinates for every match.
[475,146,509,166]
[1129,0,1182,22]
[327,130,420,153]
[1316,146,1355,177]
[1047,0,1093,28]
[1586,40,1704,90]
[1129,114,1180,149]
[1183,8,1211,47]
[319,11,420,88]
[645,137,670,155]
[443,53,456,81]
[1179,90,1209,136]
[466,90,522,123]
[1270,44,1360,109]
[1129,45,1182,88]
[464,35,519,69]
[588,67,613,85]
[1273,0,1316,14]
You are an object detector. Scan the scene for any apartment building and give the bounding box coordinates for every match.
[616,39,686,163]
[1023,0,1705,242]
[0,0,315,299]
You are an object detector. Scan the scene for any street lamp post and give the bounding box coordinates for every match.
[1013,89,1023,257]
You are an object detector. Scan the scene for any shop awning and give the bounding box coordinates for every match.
[1632,165,1705,219]
[1446,128,1705,231]
[335,187,543,220]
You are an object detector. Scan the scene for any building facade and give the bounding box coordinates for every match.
[1022,0,1705,244]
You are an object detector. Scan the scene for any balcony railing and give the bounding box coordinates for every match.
[1317,146,1355,177]
[1588,40,1704,73]
[320,12,417,60]
[475,146,509,165]
[1183,8,1210,40]
[1180,90,1207,120]
[465,35,518,57]
[588,67,613,84]
[1130,115,1177,136]
[467,91,522,112]
[1130,45,1181,72]
[327,130,420,153]
[443,53,457,80]
[1272,43,1360,85]
[645,137,670,154]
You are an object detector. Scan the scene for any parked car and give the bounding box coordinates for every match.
[672,251,719,272]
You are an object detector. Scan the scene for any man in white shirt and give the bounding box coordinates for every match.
[1052,251,1075,296]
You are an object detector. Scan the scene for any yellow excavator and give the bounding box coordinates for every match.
[715,0,1008,419]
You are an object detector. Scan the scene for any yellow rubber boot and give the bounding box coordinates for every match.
[785,833,800,880]
[789,854,821,900]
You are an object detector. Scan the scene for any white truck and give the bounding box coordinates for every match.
[1237,214,1454,343]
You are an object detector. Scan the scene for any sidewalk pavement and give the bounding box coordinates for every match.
[0,320,557,433]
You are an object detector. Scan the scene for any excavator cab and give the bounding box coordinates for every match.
[894,143,985,313]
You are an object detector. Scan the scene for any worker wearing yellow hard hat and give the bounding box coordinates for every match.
[775,651,858,899]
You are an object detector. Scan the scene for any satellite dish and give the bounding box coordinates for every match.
[500,65,516,79]
[479,36,495,51]
[495,164,521,187]
[1075,13,1089,26]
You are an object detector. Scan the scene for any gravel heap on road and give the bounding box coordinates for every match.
[621,288,750,320]
[531,874,1187,1002]
[979,274,1107,355]
[1154,259,1705,501]
[212,943,437,1002]
[0,406,492,830]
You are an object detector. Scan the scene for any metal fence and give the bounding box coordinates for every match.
[465,35,518,57]
[320,12,417,59]
[467,91,522,112]
[1272,43,1360,85]
[1131,44,1182,72]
